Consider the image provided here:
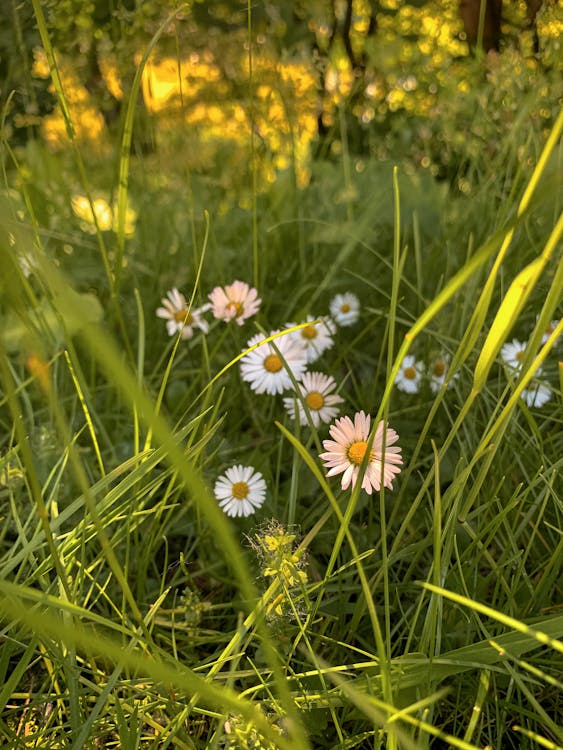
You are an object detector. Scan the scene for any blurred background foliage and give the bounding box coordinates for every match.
[1,0,560,366]
[0,0,560,358]
[1,0,561,198]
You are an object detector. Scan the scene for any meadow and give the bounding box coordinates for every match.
[0,2,562,748]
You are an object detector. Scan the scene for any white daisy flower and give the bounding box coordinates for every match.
[330,292,360,327]
[319,411,403,494]
[429,354,458,393]
[208,280,261,325]
[521,382,552,408]
[156,288,210,339]
[283,371,344,427]
[285,316,336,363]
[214,465,266,517]
[540,319,560,344]
[395,355,424,393]
[500,339,527,371]
[240,332,308,395]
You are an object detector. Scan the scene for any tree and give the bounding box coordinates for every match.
[459,0,544,53]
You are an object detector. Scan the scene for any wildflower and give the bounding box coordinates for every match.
[500,339,526,371]
[540,319,560,344]
[330,292,360,326]
[248,520,308,620]
[521,378,552,408]
[261,532,307,588]
[156,288,210,339]
[283,371,344,427]
[429,354,457,393]
[214,465,266,517]
[224,709,283,749]
[25,353,51,394]
[319,411,403,494]
[240,332,307,395]
[395,355,424,393]
[208,280,261,325]
[285,315,335,363]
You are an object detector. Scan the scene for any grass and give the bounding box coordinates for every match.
[0,7,562,750]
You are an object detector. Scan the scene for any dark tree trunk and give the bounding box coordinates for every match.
[525,0,543,53]
[459,0,503,52]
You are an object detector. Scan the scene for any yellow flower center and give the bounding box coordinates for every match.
[305,391,324,410]
[231,481,249,500]
[264,354,283,373]
[404,366,417,380]
[301,325,318,340]
[433,361,446,377]
[226,301,244,317]
[516,349,525,362]
[340,303,350,313]
[174,309,193,324]
[347,440,374,465]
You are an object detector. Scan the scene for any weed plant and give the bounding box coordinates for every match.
[0,6,562,750]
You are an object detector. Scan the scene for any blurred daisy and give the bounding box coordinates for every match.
[521,381,552,408]
[395,355,424,393]
[17,252,35,278]
[285,316,336,363]
[319,411,403,494]
[283,371,344,427]
[429,354,457,393]
[501,339,526,370]
[208,280,261,325]
[330,292,360,326]
[156,288,210,339]
[240,332,307,395]
[540,319,560,344]
[214,465,266,517]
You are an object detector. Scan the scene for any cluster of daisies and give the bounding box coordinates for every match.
[157,282,403,516]
[395,354,456,394]
[156,280,263,339]
[499,320,559,407]
[394,318,559,406]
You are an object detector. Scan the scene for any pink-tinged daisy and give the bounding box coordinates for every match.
[395,355,424,393]
[285,316,336,363]
[156,288,210,339]
[319,411,403,494]
[208,280,261,326]
[283,371,344,427]
[500,339,526,370]
[429,354,458,393]
[521,373,552,408]
[240,332,308,395]
[330,292,360,327]
[214,465,266,517]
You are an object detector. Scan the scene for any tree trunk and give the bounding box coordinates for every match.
[459,0,503,52]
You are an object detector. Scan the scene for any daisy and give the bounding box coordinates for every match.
[285,316,336,363]
[500,339,526,370]
[319,411,403,494]
[156,288,210,339]
[540,319,560,344]
[330,292,360,327]
[283,371,344,427]
[240,331,308,395]
[521,381,552,408]
[208,280,261,325]
[214,465,266,517]
[395,355,424,393]
[429,354,458,393]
